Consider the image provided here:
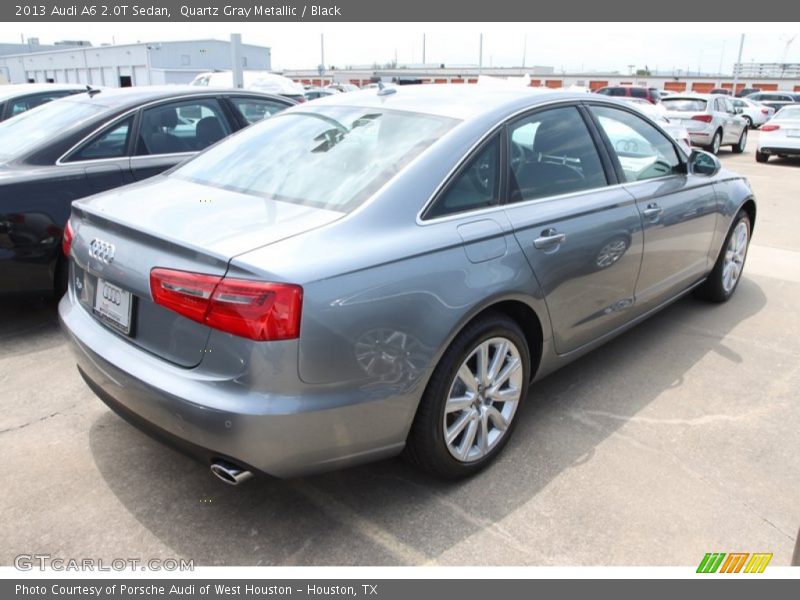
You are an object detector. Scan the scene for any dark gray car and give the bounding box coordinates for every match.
[0,86,294,295]
[59,87,756,482]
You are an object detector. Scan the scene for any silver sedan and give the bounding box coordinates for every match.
[60,86,756,482]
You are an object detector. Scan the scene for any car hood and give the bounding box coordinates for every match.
[72,174,345,259]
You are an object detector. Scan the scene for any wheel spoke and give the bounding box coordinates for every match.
[487,385,520,404]
[458,417,478,460]
[476,343,490,386]
[478,411,489,454]
[446,411,472,445]
[446,393,475,414]
[457,364,479,394]
[486,340,508,383]
[492,357,521,389]
[485,406,509,431]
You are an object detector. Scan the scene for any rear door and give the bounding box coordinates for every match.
[588,104,719,311]
[130,96,233,182]
[502,104,645,354]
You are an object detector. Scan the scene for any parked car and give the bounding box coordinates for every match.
[0,83,88,122]
[59,86,755,482]
[736,87,761,98]
[729,97,774,128]
[710,88,732,96]
[304,87,338,101]
[0,86,294,296]
[619,97,691,154]
[744,91,800,112]
[325,83,360,93]
[190,71,306,103]
[755,105,800,163]
[594,86,660,104]
[661,94,748,154]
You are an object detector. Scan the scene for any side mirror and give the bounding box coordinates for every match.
[690,149,721,176]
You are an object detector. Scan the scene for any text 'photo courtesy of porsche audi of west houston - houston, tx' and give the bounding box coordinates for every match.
[59,85,756,483]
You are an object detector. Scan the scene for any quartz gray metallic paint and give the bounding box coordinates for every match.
[59,88,756,478]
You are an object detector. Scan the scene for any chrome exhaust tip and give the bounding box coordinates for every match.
[210,461,253,485]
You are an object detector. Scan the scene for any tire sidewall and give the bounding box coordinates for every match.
[714,211,751,300]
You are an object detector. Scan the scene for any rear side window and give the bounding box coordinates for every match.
[229,97,288,124]
[630,88,647,99]
[136,99,231,156]
[426,135,500,219]
[507,106,607,203]
[591,105,682,183]
[662,98,707,112]
[67,117,133,161]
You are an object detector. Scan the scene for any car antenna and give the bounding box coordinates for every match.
[377,81,396,97]
[85,85,101,97]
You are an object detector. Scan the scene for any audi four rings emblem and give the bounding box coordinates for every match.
[102,286,122,306]
[89,238,115,264]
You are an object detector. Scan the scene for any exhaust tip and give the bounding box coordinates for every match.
[210,461,253,486]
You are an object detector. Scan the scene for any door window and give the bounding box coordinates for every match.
[590,105,682,183]
[135,99,230,156]
[507,106,607,203]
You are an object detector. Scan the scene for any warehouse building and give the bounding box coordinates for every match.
[0,39,271,87]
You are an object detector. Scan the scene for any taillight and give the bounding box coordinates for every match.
[761,108,770,114]
[761,124,780,132]
[691,114,713,123]
[62,220,74,257]
[150,268,302,341]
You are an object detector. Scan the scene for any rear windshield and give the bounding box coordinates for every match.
[661,98,707,112]
[173,106,458,212]
[777,107,800,119]
[0,98,105,161]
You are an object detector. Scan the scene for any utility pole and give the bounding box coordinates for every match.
[478,33,483,74]
[732,33,745,95]
[320,33,325,71]
[230,34,243,88]
[522,34,527,68]
[422,33,426,64]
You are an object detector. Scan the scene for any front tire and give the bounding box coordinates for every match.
[404,312,531,479]
[695,210,751,303]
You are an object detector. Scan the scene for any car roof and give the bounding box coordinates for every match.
[57,85,287,111]
[292,84,591,121]
[0,83,87,101]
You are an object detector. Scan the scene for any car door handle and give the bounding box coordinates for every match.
[642,204,663,219]
[533,228,566,249]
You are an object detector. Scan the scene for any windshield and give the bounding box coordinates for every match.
[661,98,707,112]
[173,106,458,212]
[0,98,105,161]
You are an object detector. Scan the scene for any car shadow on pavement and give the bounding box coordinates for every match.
[0,294,62,360]
[87,278,767,566]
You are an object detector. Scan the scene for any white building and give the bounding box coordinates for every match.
[0,39,271,87]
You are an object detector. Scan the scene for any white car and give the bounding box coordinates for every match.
[730,97,774,129]
[755,105,800,163]
[661,94,748,154]
[190,71,306,102]
[620,97,692,155]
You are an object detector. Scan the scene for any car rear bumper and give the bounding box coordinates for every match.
[58,293,411,478]
[757,145,800,156]
[688,130,714,144]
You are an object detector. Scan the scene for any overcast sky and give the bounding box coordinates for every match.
[7,22,800,73]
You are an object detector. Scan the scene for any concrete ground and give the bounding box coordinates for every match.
[1,131,798,567]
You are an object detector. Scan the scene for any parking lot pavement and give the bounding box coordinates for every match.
[1,130,798,567]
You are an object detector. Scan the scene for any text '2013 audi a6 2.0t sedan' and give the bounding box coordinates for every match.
[59,86,756,483]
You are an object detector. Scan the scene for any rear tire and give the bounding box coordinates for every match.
[695,210,751,303]
[755,151,769,163]
[707,130,722,154]
[742,116,753,128]
[404,312,531,479]
[732,128,747,153]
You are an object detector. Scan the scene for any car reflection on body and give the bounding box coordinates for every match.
[60,85,756,482]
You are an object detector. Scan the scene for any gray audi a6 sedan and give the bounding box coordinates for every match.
[59,85,756,482]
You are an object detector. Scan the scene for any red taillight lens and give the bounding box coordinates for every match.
[761,108,770,114]
[62,220,74,257]
[761,124,780,132]
[150,268,302,341]
[691,114,713,123]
